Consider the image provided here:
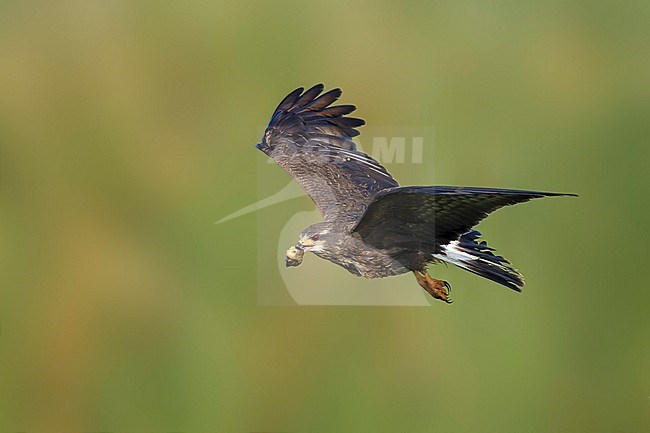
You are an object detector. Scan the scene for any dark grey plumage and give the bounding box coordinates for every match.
[257,83,397,221]
[258,84,576,302]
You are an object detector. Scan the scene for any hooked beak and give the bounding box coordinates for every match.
[256,142,270,155]
[297,236,316,249]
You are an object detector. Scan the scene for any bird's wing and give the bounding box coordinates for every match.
[352,186,576,253]
[257,84,398,221]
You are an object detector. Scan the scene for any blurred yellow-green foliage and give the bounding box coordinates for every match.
[1,1,649,432]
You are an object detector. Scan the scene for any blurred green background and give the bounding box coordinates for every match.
[1,1,649,432]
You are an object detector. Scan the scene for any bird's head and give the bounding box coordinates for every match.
[298,224,331,251]
[285,222,340,267]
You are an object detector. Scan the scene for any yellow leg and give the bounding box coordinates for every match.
[413,270,452,303]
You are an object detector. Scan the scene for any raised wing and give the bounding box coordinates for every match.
[352,186,576,253]
[257,84,398,221]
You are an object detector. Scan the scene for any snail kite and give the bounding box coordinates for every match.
[256,84,575,303]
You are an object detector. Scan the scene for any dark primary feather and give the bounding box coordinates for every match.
[353,186,577,253]
[275,87,305,111]
[257,84,398,221]
[306,87,342,110]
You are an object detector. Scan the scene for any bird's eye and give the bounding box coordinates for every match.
[311,234,320,241]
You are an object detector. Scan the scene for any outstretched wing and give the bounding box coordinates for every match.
[352,186,576,253]
[257,84,398,221]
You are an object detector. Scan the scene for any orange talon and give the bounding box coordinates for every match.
[413,270,452,303]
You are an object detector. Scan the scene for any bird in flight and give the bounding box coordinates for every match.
[256,84,575,303]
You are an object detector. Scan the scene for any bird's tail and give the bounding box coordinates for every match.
[434,230,524,291]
